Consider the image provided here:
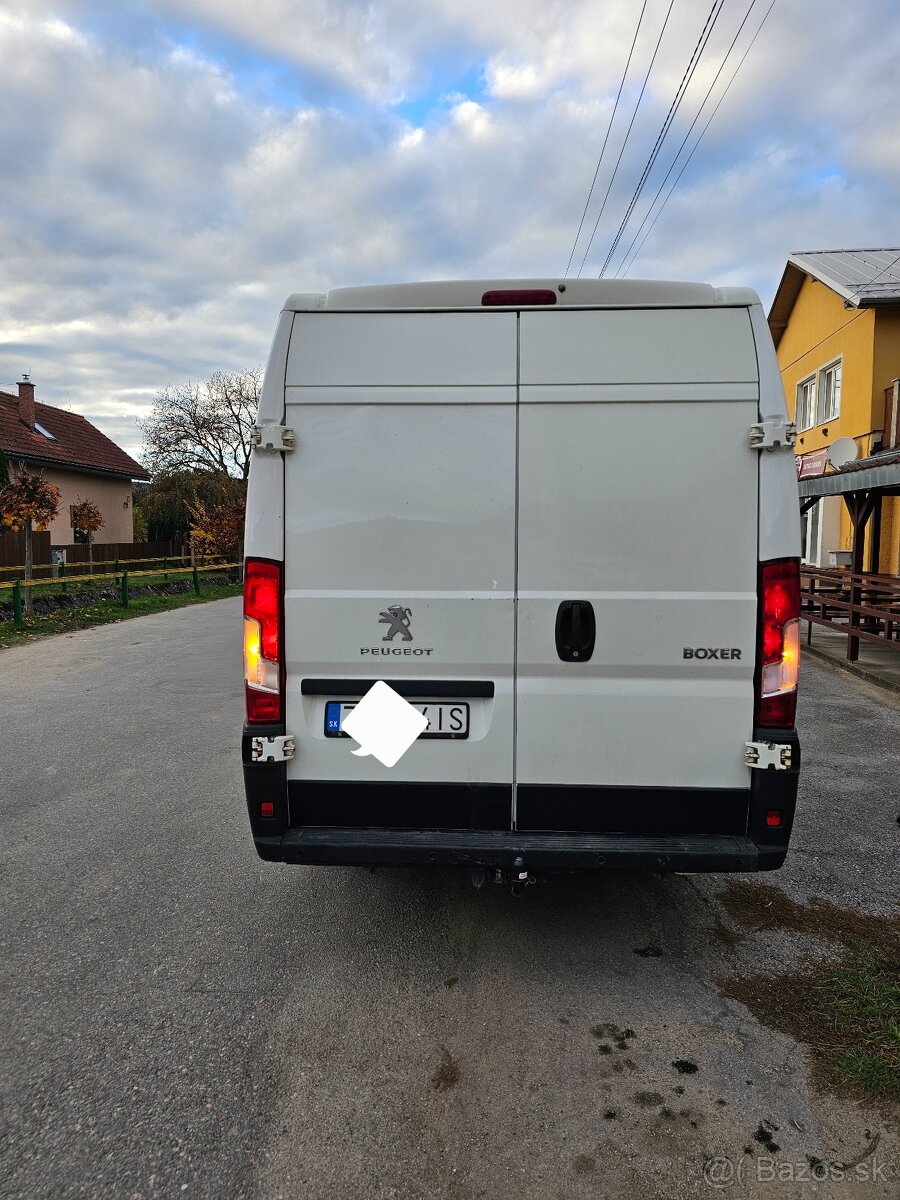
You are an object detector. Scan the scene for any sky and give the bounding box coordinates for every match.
[1,0,898,461]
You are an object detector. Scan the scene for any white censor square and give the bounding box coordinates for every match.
[341,681,429,768]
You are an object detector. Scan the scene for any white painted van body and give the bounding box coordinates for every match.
[243,280,801,874]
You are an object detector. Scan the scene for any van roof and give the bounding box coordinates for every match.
[284,279,759,312]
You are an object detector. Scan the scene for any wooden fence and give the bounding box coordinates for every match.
[54,540,186,577]
[0,537,185,579]
[0,532,51,574]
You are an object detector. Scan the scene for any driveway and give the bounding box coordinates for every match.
[1,598,896,1199]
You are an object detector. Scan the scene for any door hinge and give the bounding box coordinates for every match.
[749,419,796,451]
[252,423,295,453]
[250,734,296,763]
[744,740,792,770]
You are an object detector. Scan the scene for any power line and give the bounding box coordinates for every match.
[615,0,763,278]
[599,0,726,278]
[845,250,900,303]
[576,0,676,278]
[564,2,648,277]
[619,0,776,278]
[777,310,867,373]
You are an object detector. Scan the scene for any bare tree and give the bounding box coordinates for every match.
[140,369,261,481]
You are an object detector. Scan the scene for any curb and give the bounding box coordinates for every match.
[802,643,900,696]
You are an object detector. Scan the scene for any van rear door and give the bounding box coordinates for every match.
[514,307,760,832]
[282,311,517,826]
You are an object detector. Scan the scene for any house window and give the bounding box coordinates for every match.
[800,499,821,565]
[817,359,841,425]
[796,376,816,431]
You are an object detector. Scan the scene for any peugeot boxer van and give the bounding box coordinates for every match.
[242,280,801,875]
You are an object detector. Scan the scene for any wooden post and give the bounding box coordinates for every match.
[845,491,876,662]
[121,568,129,607]
[24,520,34,618]
[870,494,883,574]
[193,565,201,595]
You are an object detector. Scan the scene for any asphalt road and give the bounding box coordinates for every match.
[1,598,897,1199]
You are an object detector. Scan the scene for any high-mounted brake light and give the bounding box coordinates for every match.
[481,289,557,306]
[244,559,283,723]
[756,558,800,728]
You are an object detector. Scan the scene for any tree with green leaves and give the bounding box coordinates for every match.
[134,470,246,544]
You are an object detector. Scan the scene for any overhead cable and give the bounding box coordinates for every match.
[598,0,726,277]
[845,250,900,303]
[575,0,676,277]
[564,1,648,277]
[617,0,776,278]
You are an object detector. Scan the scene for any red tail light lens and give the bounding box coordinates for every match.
[481,289,557,306]
[757,558,800,728]
[244,559,283,723]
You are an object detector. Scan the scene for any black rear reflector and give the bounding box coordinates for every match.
[481,289,557,306]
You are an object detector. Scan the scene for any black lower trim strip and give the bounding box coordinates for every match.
[516,784,749,835]
[288,781,511,831]
[300,678,495,698]
[287,780,749,835]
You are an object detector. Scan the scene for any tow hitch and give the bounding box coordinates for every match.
[470,856,536,895]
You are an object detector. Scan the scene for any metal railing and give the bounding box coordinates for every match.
[0,553,195,579]
[801,566,900,661]
[0,562,241,629]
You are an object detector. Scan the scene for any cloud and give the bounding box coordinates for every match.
[0,1,898,460]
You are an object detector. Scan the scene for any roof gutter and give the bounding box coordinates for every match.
[5,452,150,482]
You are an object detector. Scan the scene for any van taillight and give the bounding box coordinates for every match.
[756,558,800,728]
[244,559,283,724]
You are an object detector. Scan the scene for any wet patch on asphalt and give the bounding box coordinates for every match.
[430,1047,460,1092]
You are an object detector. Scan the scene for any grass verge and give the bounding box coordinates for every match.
[0,583,242,649]
[716,881,900,1108]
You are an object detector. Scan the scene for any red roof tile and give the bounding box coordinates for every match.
[0,391,149,480]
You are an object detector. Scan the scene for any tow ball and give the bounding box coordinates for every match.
[510,855,534,897]
[470,858,535,894]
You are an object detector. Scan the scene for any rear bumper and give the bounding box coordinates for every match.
[243,727,799,873]
[264,828,761,871]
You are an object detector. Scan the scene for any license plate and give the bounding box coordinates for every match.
[325,700,469,739]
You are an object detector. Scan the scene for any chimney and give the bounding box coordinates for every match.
[17,374,35,429]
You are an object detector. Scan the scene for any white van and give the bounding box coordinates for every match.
[242,280,801,876]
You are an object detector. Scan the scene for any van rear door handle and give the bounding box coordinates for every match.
[555,600,596,662]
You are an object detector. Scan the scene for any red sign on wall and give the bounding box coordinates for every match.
[797,448,828,479]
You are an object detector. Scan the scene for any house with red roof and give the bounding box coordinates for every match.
[0,376,150,545]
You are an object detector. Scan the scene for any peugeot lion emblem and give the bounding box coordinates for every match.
[379,605,413,642]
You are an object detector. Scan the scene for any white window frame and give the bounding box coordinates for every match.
[816,358,842,426]
[800,499,822,565]
[796,374,816,432]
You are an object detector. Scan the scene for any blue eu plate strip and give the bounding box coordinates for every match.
[325,701,342,734]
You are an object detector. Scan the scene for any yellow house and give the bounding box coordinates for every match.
[768,249,900,575]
